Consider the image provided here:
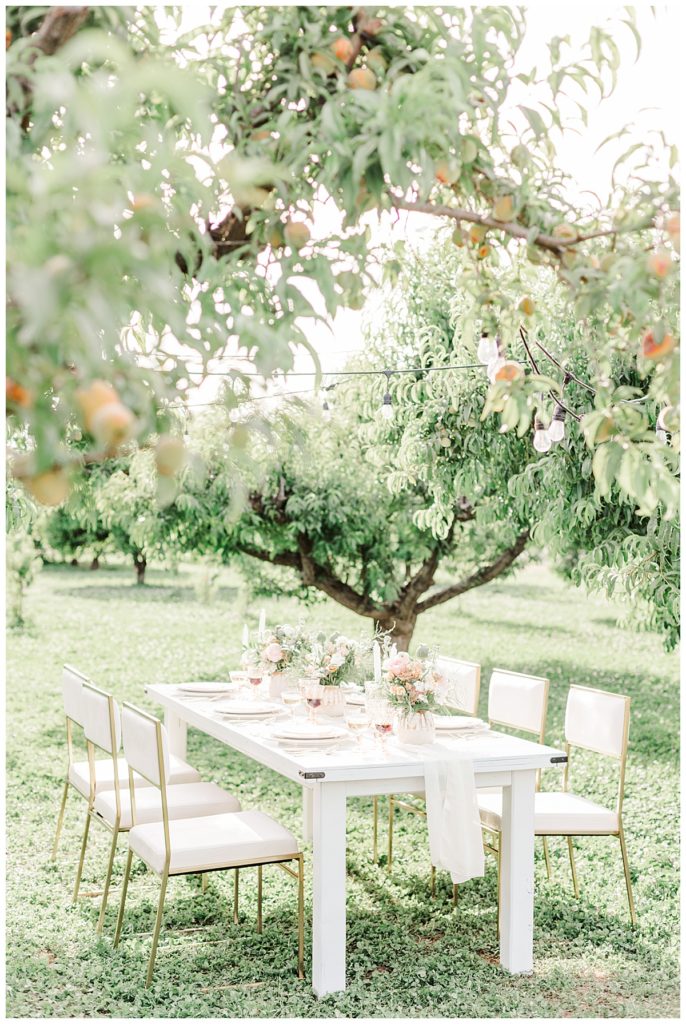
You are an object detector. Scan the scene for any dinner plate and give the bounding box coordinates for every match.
[434,715,487,731]
[344,693,366,706]
[216,700,282,717]
[271,723,348,742]
[177,681,236,695]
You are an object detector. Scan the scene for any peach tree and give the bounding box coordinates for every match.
[6,6,679,517]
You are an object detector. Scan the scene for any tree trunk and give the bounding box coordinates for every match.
[373,613,418,652]
[70,557,78,567]
[134,552,146,585]
[90,556,100,571]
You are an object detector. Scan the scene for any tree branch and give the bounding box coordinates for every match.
[415,529,530,614]
[297,534,379,618]
[389,195,656,254]
[29,7,90,59]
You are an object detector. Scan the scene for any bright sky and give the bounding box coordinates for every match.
[177,3,680,409]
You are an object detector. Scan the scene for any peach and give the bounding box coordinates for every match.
[346,67,376,90]
[130,193,158,213]
[75,379,120,432]
[331,36,353,63]
[91,401,136,448]
[476,243,491,260]
[552,222,576,242]
[6,377,33,409]
[647,250,672,278]
[518,297,535,316]
[469,224,487,245]
[25,468,71,507]
[494,361,523,382]
[366,47,387,73]
[452,228,465,247]
[311,51,335,75]
[641,329,676,361]
[155,435,186,477]
[435,159,458,185]
[284,221,310,250]
[493,195,514,222]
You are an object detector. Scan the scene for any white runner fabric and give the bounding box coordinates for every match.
[423,747,485,884]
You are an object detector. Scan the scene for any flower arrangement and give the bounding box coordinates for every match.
[241,623,305,676]
[302,632,358,686]
[382,644,446,715]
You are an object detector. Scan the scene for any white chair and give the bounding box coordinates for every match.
[75,683,241,934]
[472,668,551,919]
[477,684,636,925]
[114,702,305,987]
[385,657,482,875]
[52,664,201,861]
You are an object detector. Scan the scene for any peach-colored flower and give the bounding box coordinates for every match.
[264,642,283,663]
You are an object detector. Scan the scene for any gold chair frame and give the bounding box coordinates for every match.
[113,702,305,987]
[483,684,636,928]
[384,659,483,890]
[52,665,91,863]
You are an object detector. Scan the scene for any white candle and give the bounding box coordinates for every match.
[258,608,266,638]
[242,623,249,648]
[373,641,382,683]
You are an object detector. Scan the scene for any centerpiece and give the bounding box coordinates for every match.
[382,645,446,744]
[301,632,358,716]
[242,623,306,699]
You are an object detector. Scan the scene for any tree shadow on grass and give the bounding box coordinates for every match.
[456,613,577,638]
[53,583,240,604]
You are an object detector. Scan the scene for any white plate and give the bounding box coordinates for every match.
[177,681,236,695]
[434,715,487,731]
[271,723,348,741]
[217,700,282,716]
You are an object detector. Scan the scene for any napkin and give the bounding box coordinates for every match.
[424,748,485,884]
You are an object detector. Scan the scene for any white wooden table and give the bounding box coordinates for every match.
[146,684,566,997]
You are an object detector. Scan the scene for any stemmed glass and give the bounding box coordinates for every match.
[366,697,394,754]
[248,672,263,702]
[304,681,323,724]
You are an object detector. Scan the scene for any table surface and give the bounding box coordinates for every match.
[146,683,566,782]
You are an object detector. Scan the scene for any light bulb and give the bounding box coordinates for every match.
[533,417,552,452]
[380,393,394,420]
[656,428,668,444]
[548,406,566,442]
[477,334,499,365]
[322,399,331,421]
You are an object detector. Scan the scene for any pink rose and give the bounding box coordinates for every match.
[265,642,283,663]
[386,652,410,676]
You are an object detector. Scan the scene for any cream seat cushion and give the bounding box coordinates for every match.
[129,810,299,875]
[94,782,240,829]
[68,755,201,799]
[477,791,619,835]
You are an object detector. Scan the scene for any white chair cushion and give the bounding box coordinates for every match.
[121,705,170,786]
[477,790,619,835]
[94,781,240,830]
[129,810,299,875]
[68,755,201,799]
[488,669,548,735]
[565,686,629,758]
[436,657,480,716]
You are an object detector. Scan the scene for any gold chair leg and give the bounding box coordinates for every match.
[496,838,502,940]
[233,868,240,925]
[387,796,394,871]
[372,797,379,863]
[542,837,553,880]
[618,830,637,926]
[73,810,91,903]
[114,849,133,947]
[567,836,579,898]
[96,824,120,934]
[297,855,305,980]
[145,870,169,988]
[201,873,208,894]
[257,865,263,933]
[452,883,458,908]
[52,781,69,860]
[430,864,436,897]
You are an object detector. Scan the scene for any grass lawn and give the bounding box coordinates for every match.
[5,559,680,1018]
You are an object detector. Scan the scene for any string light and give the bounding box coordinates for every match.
[533,415,552,452]
[477,333,499,365]
[656,408,669,444]
[548,404,566,443]
[380,370,394,420]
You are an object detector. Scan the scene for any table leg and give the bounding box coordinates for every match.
[302,786,313,843]
[499,769,535,974]
[312,781,347,997]
[164,709,187,759]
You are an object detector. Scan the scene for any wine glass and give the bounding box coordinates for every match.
[248,672,263,702]
[304,681,323,725]
[367,697,394,753]
[345,712,369,745]
[282,689,302,714]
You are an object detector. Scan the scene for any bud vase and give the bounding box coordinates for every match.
[395,710,435,745]
[320,684,345,717]
[268,672,288,700]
